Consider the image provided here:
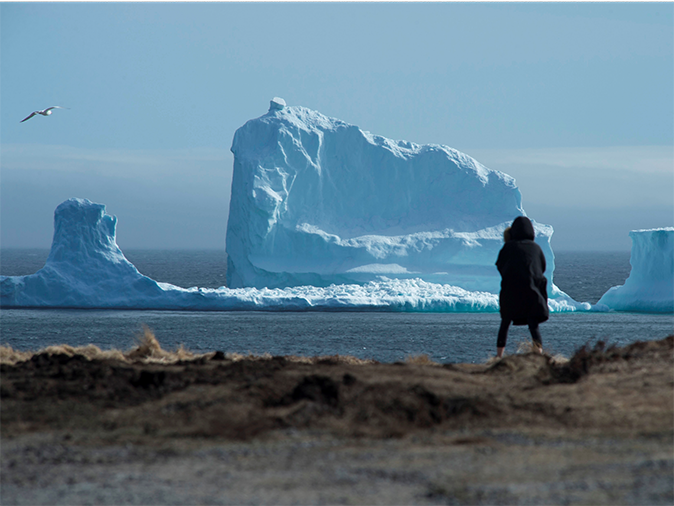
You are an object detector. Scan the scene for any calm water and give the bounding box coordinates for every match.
[2,249,672,363]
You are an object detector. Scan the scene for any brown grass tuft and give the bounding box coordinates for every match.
[290,354,377,365]
[0,325,204,366]
[125,325,167,360]
[46,344,126,362]
[0,345,33,366]
[405,354,439,366]
[0,343,127,365]
[323,355,377,366]
[124,325,198,364]
[223,351,273,362]
[483,339,568,365]
[515,340,542,354]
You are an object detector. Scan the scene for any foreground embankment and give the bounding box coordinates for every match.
[1,335,672,505]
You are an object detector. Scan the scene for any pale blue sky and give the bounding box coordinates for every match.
[1,2,672,251]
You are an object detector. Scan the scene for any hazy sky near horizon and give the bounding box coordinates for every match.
[1,2,672,252]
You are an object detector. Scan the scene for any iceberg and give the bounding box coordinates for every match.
[0,198,581,312]
[0,198,497,311]
[227,99,573,305]
[597,228,674,313]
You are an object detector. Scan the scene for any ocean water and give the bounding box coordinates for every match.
[1,249,672,364]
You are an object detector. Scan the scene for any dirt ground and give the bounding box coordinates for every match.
[1,335,672,505]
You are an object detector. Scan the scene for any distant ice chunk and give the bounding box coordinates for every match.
[269,97,286,111]
[598,228,674,313]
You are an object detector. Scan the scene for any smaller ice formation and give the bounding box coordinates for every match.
[598,228,674,313]
[269,97,286,111]
[0,199,172,309]
[0,198,584,312]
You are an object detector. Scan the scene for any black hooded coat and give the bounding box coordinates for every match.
[496,216,549,325]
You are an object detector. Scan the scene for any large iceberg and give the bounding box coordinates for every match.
[598,228,674,313]
[0,198,583,312]
[227,99,567,300]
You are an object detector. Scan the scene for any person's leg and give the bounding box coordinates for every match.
[528,320,543,353]
[497,319,510,358]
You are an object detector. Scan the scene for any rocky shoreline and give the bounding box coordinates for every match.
[2,335,672,505]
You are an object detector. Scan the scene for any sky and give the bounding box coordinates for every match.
[1,2,672,252]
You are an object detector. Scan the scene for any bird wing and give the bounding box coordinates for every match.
[20,112,37,123]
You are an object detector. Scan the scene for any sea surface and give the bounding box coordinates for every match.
[1,249,673,363]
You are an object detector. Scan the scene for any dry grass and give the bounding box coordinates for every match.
[0,326,377,366]
[0,346,33,366]
[482,339,570,366]
[125,325,197,363]
[0,326,201,366]
[223,351,274,362]
[301,354,378,365]
[514,339,569,364]
[0,343,126,366]
[405,354,440,366]
[41,344,126,362]
[225,353,377,365]
[0,329,571,368]
[515,339,542,354]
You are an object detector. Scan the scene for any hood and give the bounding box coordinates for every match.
[510,216,535,241]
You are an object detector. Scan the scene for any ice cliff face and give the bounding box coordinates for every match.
[227,99,558,294]
[598,228,674,313]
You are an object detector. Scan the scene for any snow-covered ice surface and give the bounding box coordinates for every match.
[1,198,586,312]
[597,228,674,313]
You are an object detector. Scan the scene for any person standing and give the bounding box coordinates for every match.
[495,216,549,358]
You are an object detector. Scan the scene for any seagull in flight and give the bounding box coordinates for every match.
[20,106,68,123]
